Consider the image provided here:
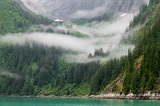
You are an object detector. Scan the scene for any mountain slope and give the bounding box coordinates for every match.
[101,0,160,95]
[21,0,147,19]
[0,0,51,34]
[0,0,160,97]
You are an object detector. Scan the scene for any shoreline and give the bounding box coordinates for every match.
[1,94,160,100]
[89,95,160,100]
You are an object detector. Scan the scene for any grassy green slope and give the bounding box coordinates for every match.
[0,0,51,34]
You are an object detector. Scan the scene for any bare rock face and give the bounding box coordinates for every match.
[20,0,148,19]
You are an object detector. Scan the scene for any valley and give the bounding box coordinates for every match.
[0,0,160,98]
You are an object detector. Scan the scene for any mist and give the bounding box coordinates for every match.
[0,13,135,63]
[73,13,134,36]
[70,6,106,19]
[0,70,20,79]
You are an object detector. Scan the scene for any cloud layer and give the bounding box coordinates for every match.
[0,13,135,63]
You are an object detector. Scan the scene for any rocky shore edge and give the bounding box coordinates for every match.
[1,93,160,100]
[89,94,160,100]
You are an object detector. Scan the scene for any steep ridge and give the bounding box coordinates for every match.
[100,0,160,96]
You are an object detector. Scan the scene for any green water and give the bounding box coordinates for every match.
[0,97,160,106]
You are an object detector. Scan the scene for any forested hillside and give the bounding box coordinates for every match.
[0,0,160,96]
[122,0,160,94]
[0,0,51,34]
[0,0,95,95]
[102,0,160,95]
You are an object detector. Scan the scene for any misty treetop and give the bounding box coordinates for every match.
[0,42,98,95]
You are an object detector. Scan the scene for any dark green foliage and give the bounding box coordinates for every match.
[0,42,100,95]
[0,43,62,94]
[123,73,131,95]
[23,77,34,95]
[122,13,160,94]
[90,57,127,94]
[94,48,110,57]
[150,0,160,4]
[129,4,148,28]
[130,71,139,94]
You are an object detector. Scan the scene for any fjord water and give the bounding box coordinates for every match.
[0,97,160,106]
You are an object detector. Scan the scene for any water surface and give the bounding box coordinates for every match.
[0,97,160,106]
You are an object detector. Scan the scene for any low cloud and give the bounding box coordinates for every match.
[0,13,135,63]
[0,33,93,53]
[0,70,20,79]
[70,6,106,19]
